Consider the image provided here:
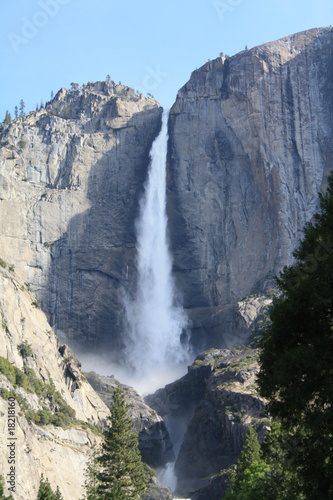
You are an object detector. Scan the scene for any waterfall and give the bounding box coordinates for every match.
[124,109,190,378]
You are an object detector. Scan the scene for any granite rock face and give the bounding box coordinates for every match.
[167,27,333,350]
[146,348,268,499]
[0,264,110,500]
[0,81,162,352]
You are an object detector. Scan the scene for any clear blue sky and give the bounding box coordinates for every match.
[0,0,332,120]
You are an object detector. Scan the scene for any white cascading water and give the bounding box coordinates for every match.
[124,109,190,379]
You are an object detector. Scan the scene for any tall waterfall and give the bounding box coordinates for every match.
[124,109,190,378]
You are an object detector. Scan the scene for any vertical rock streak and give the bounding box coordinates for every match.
[125,110,189,374]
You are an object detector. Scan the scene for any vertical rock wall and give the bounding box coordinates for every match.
[167,27,333,350]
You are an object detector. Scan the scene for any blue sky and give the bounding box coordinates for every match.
[0,0,332,120]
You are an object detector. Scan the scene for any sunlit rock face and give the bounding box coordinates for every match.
[167,27,333,351]
[0,265,110,500]
[0,82,162,352]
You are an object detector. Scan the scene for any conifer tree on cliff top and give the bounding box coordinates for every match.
[258,172,333,498]
[95,386,146,499]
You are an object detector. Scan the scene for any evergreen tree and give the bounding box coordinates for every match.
[14,106,18,119]
[258,172,333,498]
[224,424,305,500]
[37,475,55,500]
[3,111,11,124]
[259,422,305,499]
[96,387,146,499]
[224,426,268,500]
[19,99,25,116]
[54,486,63,500]
[106,74,111,82]
[83,444,102,500]
[50,90,54,99]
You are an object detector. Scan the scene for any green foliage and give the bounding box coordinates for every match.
[0,387,29,411]
[3,111,11,124]
[224,426,268,500]
[0,357,75,427]
[54,486,63,500]
[224,424,305,500]
[0,258,7,268]
[31,300,41,309]
[19,99,25,117]
[18,340,33,358]
[86,387,147,499]
[0,356,16,383]
[26,379,76,427]
[257,172,333,499]
[17,140,26,149]
[70,82,79,91]
[37,474,63,500]
[82,444,102,500]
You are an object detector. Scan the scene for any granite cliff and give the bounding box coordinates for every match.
[167,26,333,350]
[0,81,162,354]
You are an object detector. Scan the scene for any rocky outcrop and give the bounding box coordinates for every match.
[146,348,269,499]
[0,263,110,499]
[143,475,173,500]
[167,27,333,351]
[85,372,174,468]
[0,81,162,353]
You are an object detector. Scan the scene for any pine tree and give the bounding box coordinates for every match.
[83,443,102,500]
[19,99,25,116]
[96,387,146,499]
[54,486,63,500]
[258,172,333,498]
[14,106,18,119]
[37,475,55,500]
[224,426,268,500]
[3,111,11,124]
